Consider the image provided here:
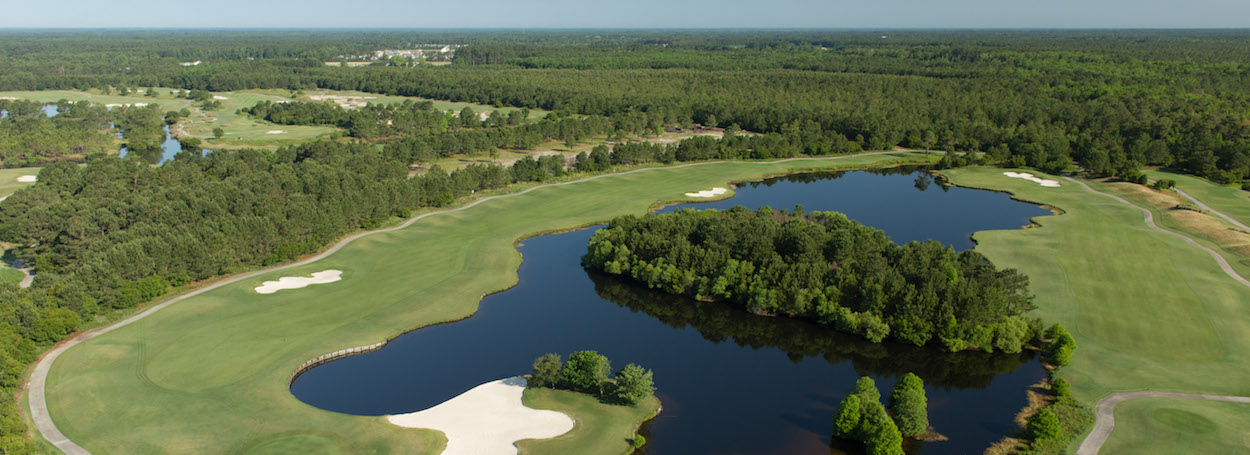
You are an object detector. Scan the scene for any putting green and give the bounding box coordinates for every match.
[1102,397,1250,454]
[45,152,936,454]
[942,168,1250,449]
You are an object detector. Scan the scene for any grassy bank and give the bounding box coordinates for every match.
[517,389,659,455]
[43,152,936,454]
[940,167,1250,452]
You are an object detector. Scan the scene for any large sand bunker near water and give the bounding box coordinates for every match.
[388,376,574,455]
[685,187,729,198]
[254,270,342,294]
[1003,172,1061,187]
[16,175,37,183]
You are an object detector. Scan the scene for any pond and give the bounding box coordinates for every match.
[290,167,1052,454]
[117,125,189,165]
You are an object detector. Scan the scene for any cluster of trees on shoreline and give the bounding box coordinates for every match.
[529,351,655,406]
[584,207,1037,352]
[0,99,116,167]
[831,374,930,455]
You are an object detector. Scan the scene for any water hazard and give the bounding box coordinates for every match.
[290,167,1052,454]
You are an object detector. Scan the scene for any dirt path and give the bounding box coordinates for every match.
[26,150,922,454]
[1076,391,1250,455]
[1063,176,1250,288]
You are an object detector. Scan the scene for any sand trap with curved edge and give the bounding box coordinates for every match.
[213,96,229,100]
[266,130,286,134]
[685,187,728,198]
[388,376,574,455]
[1004,172,1060,187]
[16,175,37,183]
[254,270,342,294]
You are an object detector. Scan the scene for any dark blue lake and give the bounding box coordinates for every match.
[290,167,1051,454]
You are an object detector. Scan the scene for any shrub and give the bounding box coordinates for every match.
[1027,408,1062,440]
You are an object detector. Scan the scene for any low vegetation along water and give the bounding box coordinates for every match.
[290,167,1051,454]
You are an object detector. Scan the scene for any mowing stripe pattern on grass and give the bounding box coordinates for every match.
[1062,176,1250,288]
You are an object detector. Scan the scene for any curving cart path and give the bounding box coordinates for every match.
[1076,391,1250,455]
[1063,176,1250,453]
[25,151,920,454]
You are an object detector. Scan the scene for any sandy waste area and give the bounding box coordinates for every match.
[255,270,342,294]
[16,175,37,183]
[388,376,574,455]
[685,187,728,198]
[1003,172,1060,187]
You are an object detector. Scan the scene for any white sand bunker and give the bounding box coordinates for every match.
[1003,172,1060,187]
[0,96,17,100]
[266,130,286,134]
[16,175,37,183]
[213,95,229,100]
[388,376,573,455]
[685,187,728,198]
[254,270,342,294]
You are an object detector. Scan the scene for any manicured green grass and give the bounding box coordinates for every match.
[1146,169,1250,227]
[46,152,937,454]
[0,166,41,199]
[1102,398,1250,454]
[941,168,1250,451]
[516,388,659,455]
[179,90,339,147]
[0,89,191,111]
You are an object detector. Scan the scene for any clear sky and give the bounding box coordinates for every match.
[3,0,1248,28]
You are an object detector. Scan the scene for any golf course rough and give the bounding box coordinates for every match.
[41,152,937,454]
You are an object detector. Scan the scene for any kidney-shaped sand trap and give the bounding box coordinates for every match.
[254,270,342,294]
[16,175,37,183]
[1003,171,1060,187]
[388,376,574,455]
[685,187,728,198]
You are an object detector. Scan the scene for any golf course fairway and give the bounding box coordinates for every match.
[941,168,1250,450]
[39,151,935,454]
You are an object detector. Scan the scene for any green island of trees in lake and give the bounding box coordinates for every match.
[584,206,1037,352]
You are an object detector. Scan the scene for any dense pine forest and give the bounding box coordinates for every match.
[584,207,1037,352]
[0,30,1247,453]
[2,31,1248,179]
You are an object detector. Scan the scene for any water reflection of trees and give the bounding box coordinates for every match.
[589,272,1036,390]
[740,166,926,189]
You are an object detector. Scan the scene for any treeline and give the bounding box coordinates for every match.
[243,99,528,139]
[2,31,1248,181]
[584,207,1038,352]
[529,351,655,406]
[0,99,115,167]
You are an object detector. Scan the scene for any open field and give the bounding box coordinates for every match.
[287,89,549,119]
[1101,397,1250,453]
[0,89,191,111]
[418,131,724,173]
[174,90,338,147]
[43,152,938,454]
[516,388,659,455]
[941,168,1250,451]
[0,166,41,199]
